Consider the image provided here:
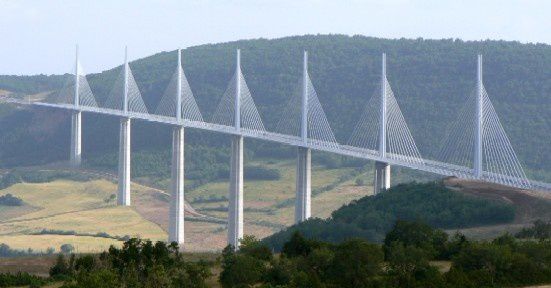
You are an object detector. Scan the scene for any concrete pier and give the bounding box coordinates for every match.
[69,110,82,167]
[168,126,185,244]
[117,117,131,206]
[295,147,311,223]
[373,161,390,194]
[228,135,244,248]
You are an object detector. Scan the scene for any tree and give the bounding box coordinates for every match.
[219,245,266,288]
[239,235,272,261]
[282,232,320,258]
[327,239,383,288]
[60,244,74,254]
[386,243,445,288]
[49,254,71,278]
[384,220,448,259]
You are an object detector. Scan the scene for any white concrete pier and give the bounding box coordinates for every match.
[228,135,244,248]
[373,161,390,194]
[168,126,185,244]
[117,117,131,206]
[295,146,311,223]
[294,51,312,223]
[69,110,82,167]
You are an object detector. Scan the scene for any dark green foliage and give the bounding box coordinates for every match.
[219,223,551,288]
[326,239,383,288]
[50,254,72,278]
[0,74,66,95]
[384,220,448,259]
[32,229,130,241]
[0,169,97,192]
[244,165,281,180]
[0,272,48,287]
[49,238,212,288]
[263,182,515,250]
[0,193,23,206]
[60,244,75,254]
[282,231,321,258]
[386,243,445,288]
[1,35,550,182]
[219,245,267,288]
[449,240,551,287]
[515,220,551,241]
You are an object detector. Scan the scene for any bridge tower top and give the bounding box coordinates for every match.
[123,46,129,113]
[176,49,182,121]
[74,45,80,107]
[235,49,241,130]
[301,50,308,144]
[379,53,387,158]
[474,54,483,178]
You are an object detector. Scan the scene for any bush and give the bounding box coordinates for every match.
[60,244,74,254]
[244,165,281,180]
[0,272,47,287]
[384,220,448,260]
[0,194,23,206]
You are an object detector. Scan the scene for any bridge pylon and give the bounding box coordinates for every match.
[168,49,185,245]
[228,50,244,249]
[70,45,82,168]
[375,53,390,194]
[295,51,311,223]
[117,47,132,206]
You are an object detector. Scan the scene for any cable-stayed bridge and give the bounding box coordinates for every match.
[2,47,550,248]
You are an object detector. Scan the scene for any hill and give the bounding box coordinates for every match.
[261,180,551,251]
[0,35,549,183]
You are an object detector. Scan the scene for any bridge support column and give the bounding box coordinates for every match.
[295,147,311,223]
[169,126,185,245]
[228,135,243,249]
[69,110,82,167]
[117,117,131,206]
[373,161,390,194]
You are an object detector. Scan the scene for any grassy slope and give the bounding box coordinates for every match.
[184,159,368,249]
[0,179,166,253]
[0,160,371,252]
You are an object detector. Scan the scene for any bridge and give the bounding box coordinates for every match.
[2,46,550,248]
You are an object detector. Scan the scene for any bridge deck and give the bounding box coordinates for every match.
[2,98,550,192]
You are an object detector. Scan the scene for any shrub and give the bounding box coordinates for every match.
[0,194,23,206]
[244,165,281,180]
[60,244,74,254]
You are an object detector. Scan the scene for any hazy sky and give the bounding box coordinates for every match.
[1,0,549,75]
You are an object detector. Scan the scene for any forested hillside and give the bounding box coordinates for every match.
[0,35,549,181]
[262,182,516,249]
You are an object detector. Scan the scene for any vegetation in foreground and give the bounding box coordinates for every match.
[0,220,550,287]
[263,182,516,248]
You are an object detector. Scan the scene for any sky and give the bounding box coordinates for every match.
[0,0,549,75]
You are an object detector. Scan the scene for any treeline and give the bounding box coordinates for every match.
[48,239,211,288]
[0,74,66,94]
[1,220,551,287]
[32,229,131,242]
[515,219,551,240]
[0,35,549,181]
[220,221,551,288]
[0,169,97,191]
[263,182,515,247]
